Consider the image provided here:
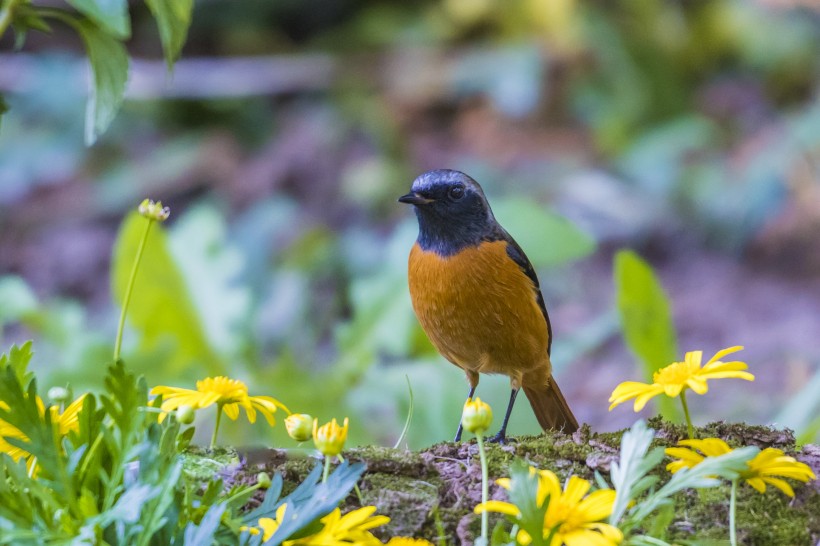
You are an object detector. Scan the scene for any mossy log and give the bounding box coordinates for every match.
[195,418,820,545]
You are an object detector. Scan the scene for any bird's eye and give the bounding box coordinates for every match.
[449,185,465,200]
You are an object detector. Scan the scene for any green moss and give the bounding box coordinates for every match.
[181,446,241,482]
[182,420,819,545]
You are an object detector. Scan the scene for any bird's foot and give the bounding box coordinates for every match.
[488,431,511,444]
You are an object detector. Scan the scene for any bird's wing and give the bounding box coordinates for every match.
[496,230,554,356]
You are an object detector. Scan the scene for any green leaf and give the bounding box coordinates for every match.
[168,205,250,357]
[609,420,661,526]
[493,198,596,268]
[111,212,224,376]
[252,462,367,546]
[505,461,549,546]
[0,341,34,387]
[613,249,679,419]
[68,18,128,145]
[144,0,193,68]
[67,0,130,38]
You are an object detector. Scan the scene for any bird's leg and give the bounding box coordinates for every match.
[489,388,519,444]
[454,385,477,442]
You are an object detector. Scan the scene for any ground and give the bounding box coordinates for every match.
[187,418,820,545]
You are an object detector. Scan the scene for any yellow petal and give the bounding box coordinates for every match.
[563,475,591,505]
[536,469,562,506]
[516,529,533,546]
[563,529,613,546]
[633,386,665,412]
[576,489,616,521]
[588,522,625,543]
[679,438,732,457]
[662,383,683,398]
[608,382,653,410]
[699,370,755,382]
[250,399,277,426]
[707,345,744,364]
[223,403,240,420]
[474,500,521,517]
[761,477,795,497]
[684,350,703,367]
[685,378,709,395]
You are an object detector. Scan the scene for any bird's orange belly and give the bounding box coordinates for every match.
[408,241,550,381]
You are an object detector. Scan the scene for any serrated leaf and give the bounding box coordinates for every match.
[144,0,193,68]
[67,0,130,38]
[0,341,34,386]
[614,249,679,419]
[68,18,128,145]
[111,212,224,375]
[609,420,657,525]
[493,198,596,268]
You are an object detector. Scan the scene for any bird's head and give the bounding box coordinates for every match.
[399,169,498,256]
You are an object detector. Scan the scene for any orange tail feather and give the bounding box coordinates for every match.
[523,376,579,433]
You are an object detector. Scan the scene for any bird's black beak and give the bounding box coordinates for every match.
[398,192,434,205]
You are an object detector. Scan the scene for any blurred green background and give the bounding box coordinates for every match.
[2,0,820,448]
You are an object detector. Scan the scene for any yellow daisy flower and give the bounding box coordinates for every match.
[295,506,389,545]
[476,467,622,546]
[150,376,289,446]
[313,417,349,458]
[666,439,816,497]
[609,346,753,412]
[152,376,289,425]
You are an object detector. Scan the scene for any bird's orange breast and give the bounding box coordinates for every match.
[408,240,551,383]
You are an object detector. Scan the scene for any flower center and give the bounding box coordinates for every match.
[653,361,696,385]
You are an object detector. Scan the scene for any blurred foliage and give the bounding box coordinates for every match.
[614,250,679,421]
[2,0,820,446]
[0,0,193,143]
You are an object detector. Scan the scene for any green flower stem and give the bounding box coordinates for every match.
[730,479,738,546]
[476,433,489,542]
[210,402,224,448]
[679,390,695,439]
[0,0,23,40]
[322,455,331,483]
[114,218,154,362]
[224,483,262,505]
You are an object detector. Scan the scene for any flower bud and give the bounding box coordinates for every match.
[256,472,272,489]
[176,404,195,424]
[285,413,313,442]
[138,199,170,222]
[462,397,492,434]
[47,387,70,404]
[312,417,349,457]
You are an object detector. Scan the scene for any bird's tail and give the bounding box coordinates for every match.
[523,375,579,433]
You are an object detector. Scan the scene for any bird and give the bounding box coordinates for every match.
[399,169,579,443]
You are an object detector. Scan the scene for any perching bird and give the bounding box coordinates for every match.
[399,169,579,442]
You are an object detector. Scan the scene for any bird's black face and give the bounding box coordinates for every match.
[399,169,498,256]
